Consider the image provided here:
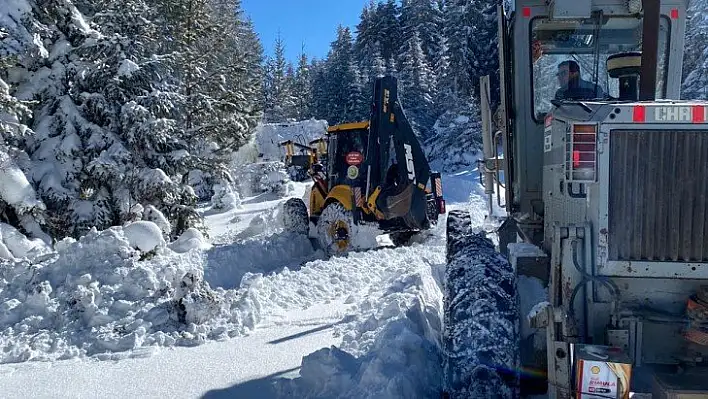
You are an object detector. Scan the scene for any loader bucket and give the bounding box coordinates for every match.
[377,183,429,230]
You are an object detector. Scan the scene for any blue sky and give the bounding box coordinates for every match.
[241,0,369,63]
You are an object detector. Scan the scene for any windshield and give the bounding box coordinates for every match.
[531,15,671,120]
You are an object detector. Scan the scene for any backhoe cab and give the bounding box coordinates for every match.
[285,76,445,255]
[278,137,324,182]
[444,0,708,398]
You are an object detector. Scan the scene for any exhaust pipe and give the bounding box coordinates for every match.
[639,0,660,101]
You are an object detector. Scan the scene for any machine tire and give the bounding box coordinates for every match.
[282,198,309,236]
[316,202,356,256]
[443,210,521,399]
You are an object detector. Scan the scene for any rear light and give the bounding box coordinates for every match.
[566,123,597,182]
[633,105,646,123]
[438,198,446,214]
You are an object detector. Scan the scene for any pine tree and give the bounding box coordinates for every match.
[292,46,313,120]
[442,0,475,98]
[468,0,500,106]
[263,33,296,122]
[0,50,49,243]
[400,31,436,140]
[309,59,328,121]
[323,26,361,124]
[373,0,403,69]
[399,0,444,67]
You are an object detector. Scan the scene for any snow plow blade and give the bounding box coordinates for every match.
[443,210,520,399]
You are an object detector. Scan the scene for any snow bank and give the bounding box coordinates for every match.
[0,226,263,364]
[254,119,328,162]
[262,238,448,398]
[0,212,319,364]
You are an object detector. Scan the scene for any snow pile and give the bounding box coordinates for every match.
[122,221,165,252]
[0,224,270,364]
[0,223,52,261]
[254,119,328,162]
[260,237,448,398]
[169,228,211,253]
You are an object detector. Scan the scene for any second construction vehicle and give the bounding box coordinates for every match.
[285,76,445,255]
[444,0,708,398]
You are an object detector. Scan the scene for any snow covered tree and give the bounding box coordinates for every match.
[309,59,328,121]
[469,0,500,106]
[322,26,367,124]
[399,0,444,67]
[0,0,262,240]
[0,51,50,243]
[682,0,708,100]
[263,33,297,122]
[400,32,436,140]
[292,47,313,120]
[373,0,403,69]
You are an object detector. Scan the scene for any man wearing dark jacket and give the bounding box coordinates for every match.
[555,60,606,100]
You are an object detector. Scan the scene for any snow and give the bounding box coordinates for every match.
[0,223,52,261]
[122,221,166,252]
[117,59,139,78]
[169,228,212,253]
[0,151,42,210]
[517,275,548,340]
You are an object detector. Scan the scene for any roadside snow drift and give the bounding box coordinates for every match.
[0,218,314,364]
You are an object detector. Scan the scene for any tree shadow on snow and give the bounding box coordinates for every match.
[201,367,301,399]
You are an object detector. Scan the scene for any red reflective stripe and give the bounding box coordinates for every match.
[523,7,531,17]
[633,106,646,122]
[671,8,679,19]
[693,106,705,123]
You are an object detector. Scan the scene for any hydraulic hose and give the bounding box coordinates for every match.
[567,239,622,329]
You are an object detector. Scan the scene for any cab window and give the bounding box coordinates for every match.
[530,15,671,121]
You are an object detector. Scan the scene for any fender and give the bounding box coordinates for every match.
[325,185,355,211]
[309,184,327,216]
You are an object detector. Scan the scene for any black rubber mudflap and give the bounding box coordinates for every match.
[282,198,309,235]
[443,210,520,399]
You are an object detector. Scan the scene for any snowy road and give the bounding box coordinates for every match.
[0,309,343,399]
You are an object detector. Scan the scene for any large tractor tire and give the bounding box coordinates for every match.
[315,202,378,256]
[315,202,356,256]
[282,198,309,236]
[442,210,521,399]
